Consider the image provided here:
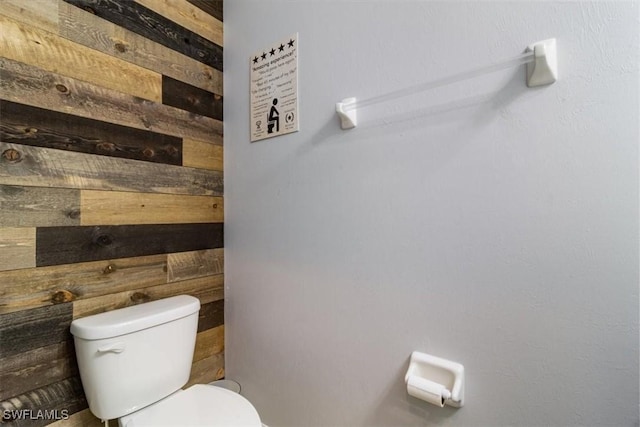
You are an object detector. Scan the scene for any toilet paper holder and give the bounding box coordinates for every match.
[404,351,465,408]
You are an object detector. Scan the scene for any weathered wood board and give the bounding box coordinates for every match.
[167,248,224,282]
[36,223,223,267]
[0,57,224,142]
[0,0,59,34]
[186,352,225,388]
[0,254,168,314]
[0,303,72,358]
[183,138,224,170]
[0,14,162,102]
[80,191,223,225]
[187,0,223,22]
[0,340,78,401]
[58,1,223,94]
[193,325,224,362]
[197,299,224,332]
[0,377,87,427]
[62,0,223,71]
[0,185,80,228]
[0,227,35,271]
[162,75,223,120]
[72,275,224,319]
[0,100,183,165]
[135,0,223,47]
[0,143,223,196]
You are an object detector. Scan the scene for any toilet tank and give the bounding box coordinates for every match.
[70,295,201,420]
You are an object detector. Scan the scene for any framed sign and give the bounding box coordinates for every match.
[250,33,299,142]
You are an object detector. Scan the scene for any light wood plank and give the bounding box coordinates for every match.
[183,138,224,171]
[81,191,223,225]
[0,185,80,228]
[0,14,162,102]
[186,353,225,388]
[193,325,224,362]
[167,248,224,282]
[0,227,35,271]
[59,1,222,94]
[47,409,103,427]
[0,254,167,315]
[135,0,223,47]
[0,57,223,142]
[0,143,223,196]
[72,274,224,318]
[0,0,59,34]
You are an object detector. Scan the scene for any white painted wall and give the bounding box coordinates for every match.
[223,2,639,426]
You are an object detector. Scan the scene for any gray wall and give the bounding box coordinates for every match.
[224,2,639,426]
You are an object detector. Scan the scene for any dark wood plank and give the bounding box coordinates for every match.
[0,303,73,359]
[0,143,223,196]
[162,75,223,120]
[0,57,224,143]
[0,340,78,401]
[62,0,223,71]
[197,299,224,332]
[0,185,80,228]
[36,223,223,267]
[187,0,223,22]
[0,100,182,165]
[0,377,87,427]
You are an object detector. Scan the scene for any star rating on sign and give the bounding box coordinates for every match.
[253,38,296,62]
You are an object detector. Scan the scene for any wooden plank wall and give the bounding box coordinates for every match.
[0,1,224,426]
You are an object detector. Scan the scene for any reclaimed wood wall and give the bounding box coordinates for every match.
[0,1,224,425]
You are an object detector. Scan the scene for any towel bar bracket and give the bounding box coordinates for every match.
[336,97,357,129]
[526,38,558,87]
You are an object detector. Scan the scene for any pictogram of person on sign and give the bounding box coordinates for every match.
[267,98,279,134]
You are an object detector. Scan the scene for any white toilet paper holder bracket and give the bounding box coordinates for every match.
[405,351,465,408]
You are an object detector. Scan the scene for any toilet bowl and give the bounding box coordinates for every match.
[70,295,261,427]
[119,384,260,427]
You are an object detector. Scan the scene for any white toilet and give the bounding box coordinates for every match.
[70,295,262,427]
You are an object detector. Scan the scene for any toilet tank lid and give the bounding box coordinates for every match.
[70,295,201,340]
